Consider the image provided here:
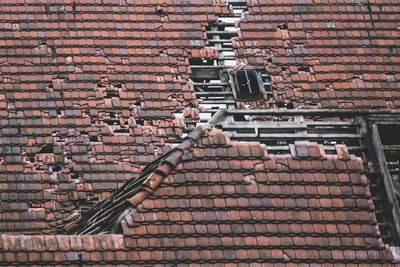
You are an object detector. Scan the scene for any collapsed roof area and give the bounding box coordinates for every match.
[0,129,397,265]
[0,0,400,265]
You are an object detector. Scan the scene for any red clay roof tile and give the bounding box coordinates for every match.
[0,0,399,265]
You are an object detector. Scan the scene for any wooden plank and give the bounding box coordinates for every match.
[229,132,363,140]
[193,82,230,86]
[220,121,307,129]
[225,109,400,116]
[266,145,366,152]
[207,109,228,127]
[219,121,357,129]
[190,65,228,69]
[371,124,400,240]
[305,121,357,126]
[201,100,236,104]
[190,69,220,80]
[195,92,233,96]
[206,31,238,35]
[208,39,233,43]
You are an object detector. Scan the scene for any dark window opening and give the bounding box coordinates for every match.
[89,136,98,142]
[230,70,264,100]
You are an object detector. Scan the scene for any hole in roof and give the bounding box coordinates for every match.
[156,5,163,14]
[39,145,54,153]
[115,122,129,133]
[298,66,310,72]
[277,23,288,30]
[105,120,119,126]
[136,120,144,126]
[52,166,61,172]
[89,136,98,142]
[379,125,400,145]
[51,47,56,58]
[71,173,79,183]
[105,91,118,98]
[114,128,129,134]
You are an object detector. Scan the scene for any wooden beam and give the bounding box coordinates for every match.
[219,121,357,129]
[266,145,366,152]
[371,124,400,241]
[220,121,308,129]
[230,132,363,140]
[190,69,220,80]
[225,109,400,116]
[207,109,228,127]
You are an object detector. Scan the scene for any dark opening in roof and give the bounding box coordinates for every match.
[231,70,264,100]
[379,125,400,145]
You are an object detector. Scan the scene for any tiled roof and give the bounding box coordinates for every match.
[1,0,400,265]
[118,129,395,264]
[235,0,400,108]
[61,126,204,235]
[0,130,397,265]
[0,0,228,234]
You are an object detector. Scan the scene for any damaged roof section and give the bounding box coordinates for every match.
[1,129,395,265]
[61,126,205,235]
[120,130,395,264]
[0,0,230,234]
[234,1,400,109]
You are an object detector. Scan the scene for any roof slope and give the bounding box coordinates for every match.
[235,0,400,108]
[0,130,396,265]
[0,0,228,234]
[119,130,395,264]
